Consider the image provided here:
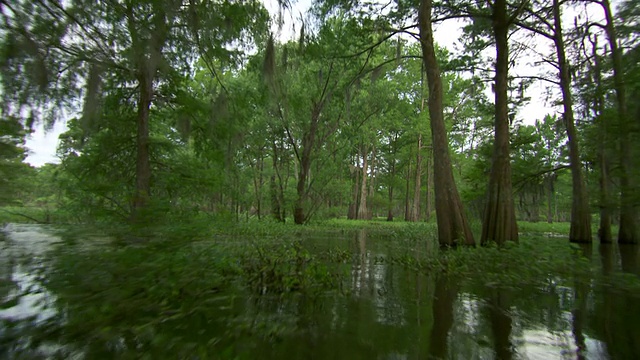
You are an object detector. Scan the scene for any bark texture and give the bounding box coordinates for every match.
[481,0,518,245]
[602,0,638,243]
[553,0,592,243]
[591,38,612,243]
[418,0,475,246]
[130,5,171,220]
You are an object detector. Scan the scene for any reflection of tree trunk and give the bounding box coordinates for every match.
[429,275,456,359]
[351,229,368,296]
[572,280,589,360]
[418,0,475,246]
[619,244,640,275]
[553,0,592,243]
[481,0,518,245]
[599,244,614,275]
[489,289,513,360]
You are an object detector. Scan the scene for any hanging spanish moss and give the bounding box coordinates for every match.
[263,35,277,95]
[81,64,103,137]
[298,22,305,53]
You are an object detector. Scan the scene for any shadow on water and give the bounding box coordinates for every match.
[2,224,640,358]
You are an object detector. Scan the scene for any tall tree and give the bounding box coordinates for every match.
[600,0,638,243]
[418,0,475,246]
[481,0,519,245]
[551,0,591,242]
[514,0,592,242]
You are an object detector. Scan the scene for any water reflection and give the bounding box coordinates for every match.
[428,275,456,359]
[619,244,640,275]
[487,288,514,360]
[1,225,640,359]
[0,224,60,357]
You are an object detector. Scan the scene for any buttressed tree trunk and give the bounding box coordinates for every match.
[481,0,518,245]
[552,0,592,243]
[418,0,475,246]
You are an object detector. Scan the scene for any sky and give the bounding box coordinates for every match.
[24,0,578,167]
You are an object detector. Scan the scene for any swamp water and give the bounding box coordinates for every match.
[1,224,639,359]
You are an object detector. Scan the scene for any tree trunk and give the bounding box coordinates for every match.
[387,133,399,221]
[387,161,395,221]
[546,175,554,223]
[348,161,359,220]
[368,147,377,219]
[602,0,638,244]
[404,156,412,221]
[294,109,319,225]
[128,5,171,222]
[425,148,433,221]
[481,0,518,245]
[418,0,475,246]
[358,145,369,220]
[411,134,423,222]
[133,71,152,217]
[592,40,612,243]
[553,0,592,243]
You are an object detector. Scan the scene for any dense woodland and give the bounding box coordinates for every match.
[1,0,639,246]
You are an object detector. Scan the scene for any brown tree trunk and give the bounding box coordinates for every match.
[133,71,152,217]
[592,39,612,243]
[602,0,638,243]
[418,0,475,246]
[481,0,518,245]
[128,5,172,222]
[294,109,319,225]
[425,148,433,221]
[553,0,592,243]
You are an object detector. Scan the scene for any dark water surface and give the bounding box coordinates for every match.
[1,224,639,359]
